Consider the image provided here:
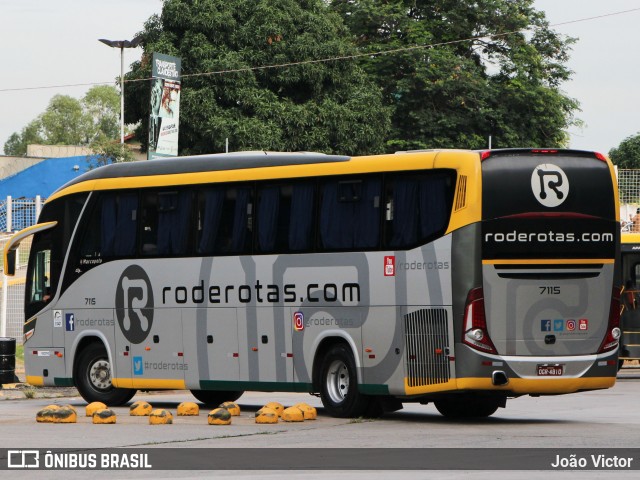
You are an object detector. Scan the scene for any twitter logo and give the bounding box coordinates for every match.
[133,356,144,375]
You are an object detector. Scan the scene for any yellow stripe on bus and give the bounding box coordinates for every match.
[125,379,186,390]
[455,377,615,394]
[404,376,615,396]
[26,376,44,387]
[404,379,458,395]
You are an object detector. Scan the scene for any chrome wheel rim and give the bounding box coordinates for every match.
[89,359,112,391]
[325,359,349,404]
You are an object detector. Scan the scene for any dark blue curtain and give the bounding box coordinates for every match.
[101,195,117,256]
[390,179,419,248]
[114,193,138,256]
[230,187,251,252]
[320,182,353,249]
[289,183,315,251]
[389,175,448,249]
[320,178,381,250]
[257,186,280,252]
[419,176,448,238]
[354,178,381,248]
[199,188,224,254]
[157,192,191,255]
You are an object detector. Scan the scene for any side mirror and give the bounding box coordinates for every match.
[5,249,16,276]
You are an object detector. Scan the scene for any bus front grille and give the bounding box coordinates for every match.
[404,308,450,387]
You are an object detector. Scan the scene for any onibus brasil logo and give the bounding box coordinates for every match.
[115,265,154,344]
[531,163,569,208]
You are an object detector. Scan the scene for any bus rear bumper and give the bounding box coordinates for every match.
[456,351,618,395]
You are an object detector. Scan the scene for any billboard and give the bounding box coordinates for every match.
[148,53,181,159]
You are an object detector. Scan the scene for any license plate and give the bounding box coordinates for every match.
[537,364,564,376]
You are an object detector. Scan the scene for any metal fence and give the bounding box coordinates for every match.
[0,195,43,233]
[0,197,42,342]
[0,234,31,340]
[619,169,640,230]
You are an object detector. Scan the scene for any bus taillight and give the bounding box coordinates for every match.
[462,287,497,355]
[598,287,622,353]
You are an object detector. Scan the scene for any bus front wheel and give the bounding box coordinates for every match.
[75,343,136,406]
[319,343,371,418]
[190,389,244,406]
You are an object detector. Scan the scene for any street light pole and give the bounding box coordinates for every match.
[98,36,143,144]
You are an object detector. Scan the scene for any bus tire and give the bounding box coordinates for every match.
[75,342,136,406]
[434,395,501,418]
[190,390,244,406]
[319,343,371,418]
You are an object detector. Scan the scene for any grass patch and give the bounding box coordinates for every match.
[16,344,24,362]
[23,387,36,399]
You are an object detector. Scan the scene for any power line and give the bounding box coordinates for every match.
[1,7,639,94]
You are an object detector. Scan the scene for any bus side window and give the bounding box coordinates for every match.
[289,182,315,252]
[198,185,253,255]
[79,192,138,258]
[30,250,51,303]
[256,185,283,253]
[385,173,451,249]
[140,191,158,255]
[156,191,192,255]
[319,176,381,250]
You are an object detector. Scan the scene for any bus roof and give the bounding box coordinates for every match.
[47,150,482,201]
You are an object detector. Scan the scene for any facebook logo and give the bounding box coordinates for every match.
[541,320,552,332]
[133,356,144,375]
[65,313,75,331]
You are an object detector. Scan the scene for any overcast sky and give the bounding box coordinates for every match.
[1,0,639,156]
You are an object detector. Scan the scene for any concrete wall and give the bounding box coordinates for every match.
[27,144,93,158]
[0,156,44,180]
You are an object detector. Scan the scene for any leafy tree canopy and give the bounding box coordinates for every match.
[125,0,391,155]
[610,133,640,169]
[329,0,579,151]
[3,85,121,156]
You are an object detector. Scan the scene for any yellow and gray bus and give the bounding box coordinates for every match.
[4,148,621,418]
[619,233,640,368]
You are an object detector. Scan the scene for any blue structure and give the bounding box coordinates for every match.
[0,155,98,231]
[0,155,96,199]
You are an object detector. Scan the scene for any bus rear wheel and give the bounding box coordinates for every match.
[75,342,136,406]
[190,390,244,406]
[319,343,371,418]
[434,395,502,418]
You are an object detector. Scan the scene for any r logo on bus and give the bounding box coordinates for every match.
[531,164,569,208]
[115,265,154,344]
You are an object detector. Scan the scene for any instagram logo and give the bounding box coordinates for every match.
[293,312,304,331]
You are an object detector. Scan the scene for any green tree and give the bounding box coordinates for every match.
[610,133,640,169]
[329,0,578,151]
[3,85,121,156]
[124,0,390,155]
[88,138,135,168]
[83,85,121,142]
[39,95,87,146]
[3,119,44,156]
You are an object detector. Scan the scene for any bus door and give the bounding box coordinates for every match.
[620,238,640,361]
